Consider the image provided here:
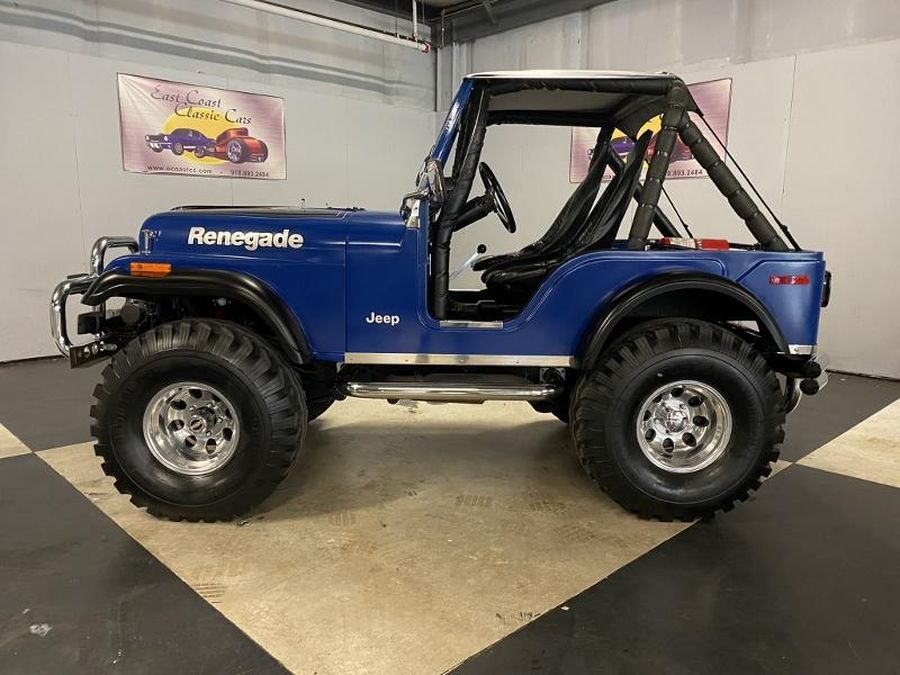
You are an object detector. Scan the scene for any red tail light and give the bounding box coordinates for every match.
[769,274,809,286]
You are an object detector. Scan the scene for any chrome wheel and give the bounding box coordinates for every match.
[143,382,240,476]
[635,380,732,474]
[226,140,243,162]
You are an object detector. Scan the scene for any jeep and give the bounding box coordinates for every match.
[51,70,829,522]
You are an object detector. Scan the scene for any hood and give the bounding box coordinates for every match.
[138,206,404,261]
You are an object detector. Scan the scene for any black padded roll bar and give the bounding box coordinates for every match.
[678,117,787,251]
[433,87,491,319]
[607,151,679,238]
[626,83,690,250]
[626,81,788,251]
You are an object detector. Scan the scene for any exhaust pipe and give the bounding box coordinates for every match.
[343,381,560,403]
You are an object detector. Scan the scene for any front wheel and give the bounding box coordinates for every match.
[571,319,784,520]
[91,320,306,521]
[171,142,184,155]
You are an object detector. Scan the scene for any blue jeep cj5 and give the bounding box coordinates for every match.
[52,71,830,522]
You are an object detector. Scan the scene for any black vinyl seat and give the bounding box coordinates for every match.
[485,130,652,295]
[473,126,614,275]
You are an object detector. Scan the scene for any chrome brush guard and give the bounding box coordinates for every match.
[50,236,138,356]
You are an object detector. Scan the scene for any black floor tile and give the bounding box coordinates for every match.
[0,453,289,675]
[781,372,900,462]
[451,465,900,675]
[0,358,99,450]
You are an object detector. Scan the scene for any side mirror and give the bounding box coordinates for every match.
[400,187,428,226]
[401,158,446,218]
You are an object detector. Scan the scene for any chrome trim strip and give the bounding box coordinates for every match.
[343,381,560,402]
[787,344,817,355]
[90,236,138,275]
[439,320,504,329]
[343,352,575,367]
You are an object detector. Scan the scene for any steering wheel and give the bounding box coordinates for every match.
[478,162,516,233]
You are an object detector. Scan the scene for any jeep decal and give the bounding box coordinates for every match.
[187,226,303,252]
[365,312,400,326]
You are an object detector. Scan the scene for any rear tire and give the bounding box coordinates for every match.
[226,139,245,163]
[571,319,784,520]
[91,319,306,522]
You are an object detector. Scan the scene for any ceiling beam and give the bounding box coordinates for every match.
[332,0,443,23]
[440,0,620,44]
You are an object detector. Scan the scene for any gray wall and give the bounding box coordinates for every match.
[0,0,435,362]
[442,0,900,378]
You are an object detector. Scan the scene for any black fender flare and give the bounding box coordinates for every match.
[579,272,788,370]
[82,268,311,364]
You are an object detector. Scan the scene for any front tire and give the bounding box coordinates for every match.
[171,142,184,156]
[571,319,784,520]
[91,320,306,521]
[296,361,338,422]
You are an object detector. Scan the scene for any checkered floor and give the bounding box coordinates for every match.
[1,358,898,674]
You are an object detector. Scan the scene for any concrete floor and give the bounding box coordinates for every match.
[1,359,899,674]
[39,399,692,675]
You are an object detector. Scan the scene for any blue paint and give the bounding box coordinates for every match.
[108,203,825,363]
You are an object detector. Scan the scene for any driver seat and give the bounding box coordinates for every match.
[473,126,614,274]
[485,130,652,295]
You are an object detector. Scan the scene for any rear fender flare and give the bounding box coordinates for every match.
[578,272,788,370]
[82,269,311,364]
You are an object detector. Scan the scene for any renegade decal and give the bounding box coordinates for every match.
[365,312,401,326]
[187,226,303,252]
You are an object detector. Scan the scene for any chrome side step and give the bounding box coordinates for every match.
[342,381,560,403]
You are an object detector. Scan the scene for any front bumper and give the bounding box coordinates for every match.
[50,236,138,357]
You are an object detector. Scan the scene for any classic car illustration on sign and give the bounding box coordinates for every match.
[208,127,269,163]
[611,132,694,164]
[144,128,214,157]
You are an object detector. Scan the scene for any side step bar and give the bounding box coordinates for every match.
[342,382,560,403]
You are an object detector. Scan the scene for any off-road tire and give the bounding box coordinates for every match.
[571,319,784,520]
[296,361,338,422]
[91,319,306,522]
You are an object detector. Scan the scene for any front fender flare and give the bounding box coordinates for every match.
[82,268,311,364]
[579,272,788,370]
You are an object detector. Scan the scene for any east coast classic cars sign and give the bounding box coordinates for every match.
[117,74,286,180]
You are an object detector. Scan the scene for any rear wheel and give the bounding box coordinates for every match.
[226,139,245,163]
[92,319,306,521]
[571,319,784,520]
